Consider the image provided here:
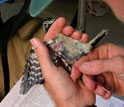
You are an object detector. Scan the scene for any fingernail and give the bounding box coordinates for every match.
[70,72,76,81]
[71,66,77,78]
[30,39,38,49]
[80,63,90,72]
[71,66,81,81]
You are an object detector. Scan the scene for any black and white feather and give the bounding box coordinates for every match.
[20,47,44,94]
[20,18,56,94]
[42,18,56,33]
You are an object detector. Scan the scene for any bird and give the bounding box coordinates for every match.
[20,18,108,94]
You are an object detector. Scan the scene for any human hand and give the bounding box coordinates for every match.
[71,43,124,99]
[30,17,95,107]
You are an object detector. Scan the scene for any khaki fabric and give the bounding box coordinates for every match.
[0,54,4,101]
[0,17,45,100]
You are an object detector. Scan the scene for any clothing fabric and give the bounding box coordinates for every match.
[0,18,45,101]
[0,0,31,96]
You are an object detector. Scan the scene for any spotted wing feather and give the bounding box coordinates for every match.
[20,48,44,94]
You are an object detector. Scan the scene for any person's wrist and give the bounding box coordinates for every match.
[56,101,79,107]
[56,102,77,107]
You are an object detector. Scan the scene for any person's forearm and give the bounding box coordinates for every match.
[103,0,124,22]
[103,0,124,7]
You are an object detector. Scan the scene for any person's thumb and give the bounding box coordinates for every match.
[79,56,124,75]
[30,38,56,78]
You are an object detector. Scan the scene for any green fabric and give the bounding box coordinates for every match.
[30,0,54,17]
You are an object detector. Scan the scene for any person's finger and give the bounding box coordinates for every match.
[71,66,82,81]
[81,33,90,43]
[83,75,96,91]
[93,85,107,96]
[44,17,66,42]
[94,84,112,99]
[30,38,56,79]
[102,92,112,99]
[102,72,115,93]
[71,48,99,80]
[62,26,74,36]
[71,31,82,40]
[79,74,111,98]
[83,75,111,96]
[82,74,111,97]
[71,54,93,80]
[79,56,124,75]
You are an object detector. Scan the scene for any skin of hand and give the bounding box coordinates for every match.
[30,17,95,107]
[103,0,124,23]
[71,0,124,99]
[88,0,124,22]
[71,43,124,99]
